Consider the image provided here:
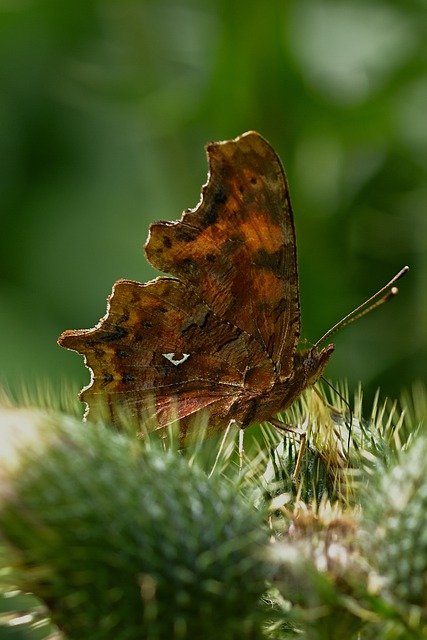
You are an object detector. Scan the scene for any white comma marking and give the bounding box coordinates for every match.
[162,353,191,366]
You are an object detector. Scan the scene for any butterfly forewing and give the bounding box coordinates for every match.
[145,131,300,380]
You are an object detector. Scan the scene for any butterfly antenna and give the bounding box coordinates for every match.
[314,266,409,348]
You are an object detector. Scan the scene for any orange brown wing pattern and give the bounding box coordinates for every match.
[58,277,275,434]
[145,131,300,381]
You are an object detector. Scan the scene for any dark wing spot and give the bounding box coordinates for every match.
[98,326,128,343]
[117,349,129,358]
[182,308,209,332]
[213,187,228,204]
[206,253,216,263]
[163,236,172,248]
[179,257,198,274]
[203,209,219,226]
[201,187,228,226]
[253,248,285,272]
[175,226,199,243]
[122,373,135,384]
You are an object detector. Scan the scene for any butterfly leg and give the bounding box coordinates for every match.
[268,417,305,439]
[238,426,245,472]
[268,417,307,480]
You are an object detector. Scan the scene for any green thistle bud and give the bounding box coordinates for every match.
[0,408,268,639]
[363,436,427,618]
[269,501,370,640]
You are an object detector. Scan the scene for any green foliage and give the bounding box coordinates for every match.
[0,0,425,402]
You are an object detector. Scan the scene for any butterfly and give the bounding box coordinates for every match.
[58,132,407,439]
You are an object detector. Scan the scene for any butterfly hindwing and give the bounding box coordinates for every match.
[58,277,274,432]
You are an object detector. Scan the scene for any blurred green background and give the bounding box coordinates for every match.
[1,0,425,411]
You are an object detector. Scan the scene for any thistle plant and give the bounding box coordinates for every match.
[361,434,427,635]
[266,500,370,640]
[0,399,268,640]
[0,382,426,640]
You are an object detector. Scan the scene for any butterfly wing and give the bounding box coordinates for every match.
[58,277,274,434]
[146,131,300,381]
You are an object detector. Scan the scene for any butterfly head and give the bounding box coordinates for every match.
[294,343,335,387]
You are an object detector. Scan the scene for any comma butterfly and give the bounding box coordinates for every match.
[58,132,407,438]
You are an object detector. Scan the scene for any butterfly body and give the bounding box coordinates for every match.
[227,345,334,428]
[59,132,334,437]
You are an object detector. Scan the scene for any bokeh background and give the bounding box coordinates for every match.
[1,0,426,411]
